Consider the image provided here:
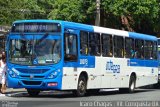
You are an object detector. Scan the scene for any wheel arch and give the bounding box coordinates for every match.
[130,72,137,80]
[79,71,88,81]
[73,71,89,97]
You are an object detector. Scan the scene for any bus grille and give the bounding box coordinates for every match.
[16,68,49,74]
[20,75,44,79]
[22,81,42,85]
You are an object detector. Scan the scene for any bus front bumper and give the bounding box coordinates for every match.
[6,76,62,90]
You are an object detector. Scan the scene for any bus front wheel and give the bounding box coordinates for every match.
[73,75,87,97]
[27,89,40,96]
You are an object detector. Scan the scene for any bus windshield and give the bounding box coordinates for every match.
[9,38,61,65]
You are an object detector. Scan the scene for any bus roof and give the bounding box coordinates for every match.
[63,21,94,32]
[93,26,128,37]
[62,21,128,36]
[129,32,157,41]
[12,19,157,41]
[62,21,157,40]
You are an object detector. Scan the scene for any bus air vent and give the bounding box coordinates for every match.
[22,80,42,85]
[16,68,50,74]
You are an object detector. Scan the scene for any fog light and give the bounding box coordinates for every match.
[47,82,58,86]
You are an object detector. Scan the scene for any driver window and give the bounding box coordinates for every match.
[11,39,30,57]
[64,33,78,61]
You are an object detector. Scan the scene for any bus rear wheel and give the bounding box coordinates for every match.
[27,89,40,96]
[128,75,136,93]
[119,75,136,93]
[73,75,87,97]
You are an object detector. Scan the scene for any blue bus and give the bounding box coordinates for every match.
[6,20,159,96]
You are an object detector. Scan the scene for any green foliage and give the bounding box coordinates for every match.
[102,0,160,34]
[0,0,48,25]
[103,0,159,17]
[47,0,96,24]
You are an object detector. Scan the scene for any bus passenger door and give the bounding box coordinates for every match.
[62,29,79,89]
[64,33,78,61]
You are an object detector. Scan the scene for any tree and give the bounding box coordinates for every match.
[0,0,46,25]
[102,0,160,35]
[47,0,96,24]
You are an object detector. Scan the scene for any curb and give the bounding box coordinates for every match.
[5,88,27,94]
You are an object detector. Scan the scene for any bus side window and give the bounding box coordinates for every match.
[80,31,88,55]
[64,33,78,61]
[153,41,157,59]
[153,42,158,59]
[114,36,124,58]
[125,37,135,58]
[144,40,153,59]
[89,33,100,56]
[102,34,113,57]
[135,39,144,59]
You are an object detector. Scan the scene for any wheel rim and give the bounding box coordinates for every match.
[130,81,135,91]
[78,80,86,94]
[131,82,134,90]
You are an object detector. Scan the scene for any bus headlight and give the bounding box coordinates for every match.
[47,69,60,79]
[8,68,19,78]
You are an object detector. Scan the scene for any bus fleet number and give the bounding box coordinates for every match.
[80,59,88,65]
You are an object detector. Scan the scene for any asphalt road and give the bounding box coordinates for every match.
[0,88,160,107]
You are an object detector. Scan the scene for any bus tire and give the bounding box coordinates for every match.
[73,75,87,97]
[128,75,136,93]
[119,75,136,93]
[27,89,40,96]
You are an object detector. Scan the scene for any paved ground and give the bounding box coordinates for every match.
[5,88,27,93]
[0,88,160,107]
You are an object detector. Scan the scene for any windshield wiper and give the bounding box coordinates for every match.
[36,33,49,45]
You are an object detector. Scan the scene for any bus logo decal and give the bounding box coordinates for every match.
[30,75,34,79]
[106,60,120,73]
[33,58,38,64]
